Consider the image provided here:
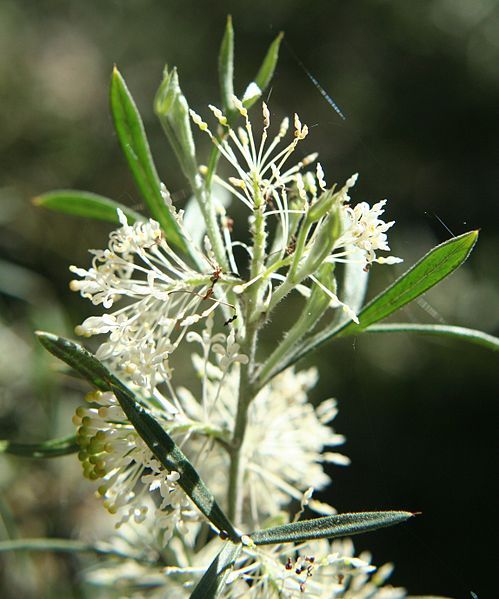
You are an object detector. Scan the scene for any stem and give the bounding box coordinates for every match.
[227,324,258,523]
[227,177,267,524]
[194,184,229,271]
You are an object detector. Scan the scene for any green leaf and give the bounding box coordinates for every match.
[34,190,143,224]
[363,323,499,352]
[249,511,413,546]
[0,435,78,458]
[110,67,187,251]
[36,331,113,392]
[218,15,235,116]
[189,542,242,599]
[35,332,240,542]
[257,231,479,386]
[339,231,479,334]
[243,31,284,109]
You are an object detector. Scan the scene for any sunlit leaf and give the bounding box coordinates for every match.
[218,15,235,116]
[110,67,187,251]
[257,231,479,386]
[33,190,143,224]
[249,511,413,546]
[243,32,284,109]
[154,67,199,185]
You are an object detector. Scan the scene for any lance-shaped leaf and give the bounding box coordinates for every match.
[243,31,284,109]
[364,323,499,352]
[190,542,242,599]
[34,190,143,225]
[218,15,235,117]
[35,332,239,542]
[248,511,413,546]
[256,231,479,385]
[110,67,187,251]
[0,435,78,458]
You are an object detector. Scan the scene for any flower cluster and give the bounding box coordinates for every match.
[68,90,407,598]
[73,389,197,543]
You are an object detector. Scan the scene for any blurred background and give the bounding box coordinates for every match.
[0,0,498,597]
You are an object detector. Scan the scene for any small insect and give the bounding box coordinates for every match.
[224,314,238,326]
[286,234,297,256]
[202,264,222,300]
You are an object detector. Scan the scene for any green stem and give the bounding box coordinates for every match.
[0,538,156,564]
[227,324,258,524]
[227,180,268,524]
[194,185,229,271]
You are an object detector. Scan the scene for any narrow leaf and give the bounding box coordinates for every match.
[249,511,413,546]
[257,231,479,385]
[243,32,284,109]
[339,231,479,334]
[110,67,186,251]
[364,323,499,352]
[218,15,235,115]
[190,542,242,599]
[0,435,78,458]
[36,331,113,392]
[35,332,239,542]
[33,190,143,224]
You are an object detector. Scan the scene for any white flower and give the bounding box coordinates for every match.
[73,390,197,544]
[328,197,403,269]
[226,537,406,598]
[192,101,401,324]
[176,322,347,524]
[86,521,406,599]
[69,208,235,391]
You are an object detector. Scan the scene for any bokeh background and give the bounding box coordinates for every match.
[1,1,498,597]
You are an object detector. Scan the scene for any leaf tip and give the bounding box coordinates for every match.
[32,195,42,206]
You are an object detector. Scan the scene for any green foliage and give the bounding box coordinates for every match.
[249,511,413,545]
[110,67,187,251]
[190,542,242,599]
[0,435,78,458]
[34,190,142,224]
[257,230,481,386]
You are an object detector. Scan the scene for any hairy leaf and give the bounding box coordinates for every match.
[249,511,413,546]
[218,15,235,116]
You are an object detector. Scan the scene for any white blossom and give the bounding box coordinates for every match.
[176,321,347,523]
[73,390,197,544]
[69,208,235,391]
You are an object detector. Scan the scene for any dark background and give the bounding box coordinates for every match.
[0,1,497,597]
